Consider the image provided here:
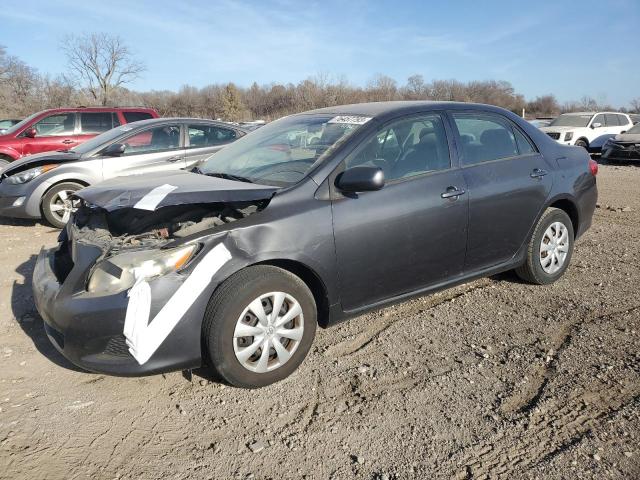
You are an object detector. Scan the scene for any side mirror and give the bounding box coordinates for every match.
[25,128,37,138]
[591,122,602,129]
[103,143,126,156]
[336,166,385,193]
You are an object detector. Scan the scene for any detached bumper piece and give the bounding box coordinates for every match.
[602,142,640,162]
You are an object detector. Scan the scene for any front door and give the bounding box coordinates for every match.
[20,112,78,155]
[450,112,553,272]
[331,113,468,311]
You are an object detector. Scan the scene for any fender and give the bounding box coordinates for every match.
[0,146,20,161]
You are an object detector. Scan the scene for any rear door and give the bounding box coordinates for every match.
[76,112,120,145]
[20,112,78,155]
[101,123,186,179]
[450,111,553,272]
[185,123,241,169]
[331,112,468,311]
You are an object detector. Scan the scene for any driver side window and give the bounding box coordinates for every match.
[32,113,76,137]
[121,125,181,155]
[345,114,450,181]
[592,114,605,127]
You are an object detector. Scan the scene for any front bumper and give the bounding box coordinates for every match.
[0,178,52,220]
[32,244,206,375]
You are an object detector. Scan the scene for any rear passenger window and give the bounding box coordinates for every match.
[187,125,237,147]
[617,115,629,126]
[346,114,450,181]
[514,128,536,155]
[605,114,619,127]
[123,111,154,123]
[452,114,518,165]
[80,112,116,134]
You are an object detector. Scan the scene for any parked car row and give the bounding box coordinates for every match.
[0,106,158,166]
[0,117,248,227]
[529,111,638,156]
[20,101,597,389]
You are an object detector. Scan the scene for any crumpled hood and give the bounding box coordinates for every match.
[75,170,279,211]
[1,150,81,176]
[612,133,640,143]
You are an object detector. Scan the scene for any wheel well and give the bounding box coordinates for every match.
[0,153,14,161]
[258,259,330,328]
[576,137,589,146]
[549,199,579,234]
[42,179,89,199]
[40,179,90,212]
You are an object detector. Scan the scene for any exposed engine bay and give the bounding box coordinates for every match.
[72,200,266,251]
[52,200,268,285]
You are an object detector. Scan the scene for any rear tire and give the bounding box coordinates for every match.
[41,182,84,228]
[515,208,574,285]
[203,265,317,388]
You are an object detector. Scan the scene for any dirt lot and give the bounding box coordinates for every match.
[0,164,639,480]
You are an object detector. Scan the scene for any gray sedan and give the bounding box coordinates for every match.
[0,118,247,227]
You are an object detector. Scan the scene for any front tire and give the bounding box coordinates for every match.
[515,208,574,285]
[203,265,317,388]
[574,139,589,150]
[41,182,83,228]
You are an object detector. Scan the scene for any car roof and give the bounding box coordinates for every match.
[123,117,251,132]
[37,107,156,114]
[303,101,516,121]
[561,111,627,116]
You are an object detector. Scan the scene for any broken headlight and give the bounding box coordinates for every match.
[87,244,197,295]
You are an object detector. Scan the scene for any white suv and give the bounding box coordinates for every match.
[540,112,633,152]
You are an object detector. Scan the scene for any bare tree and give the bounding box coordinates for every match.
[629,98,640,113]
[61,33,145,106]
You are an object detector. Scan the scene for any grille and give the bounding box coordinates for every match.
[546,132,560,140]
[103,335,131,358]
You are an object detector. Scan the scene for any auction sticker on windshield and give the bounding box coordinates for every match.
[327,115,371,125]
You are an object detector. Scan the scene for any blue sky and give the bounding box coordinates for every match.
[1,0,638,107]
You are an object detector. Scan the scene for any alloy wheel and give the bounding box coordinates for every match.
[48,189,78,224]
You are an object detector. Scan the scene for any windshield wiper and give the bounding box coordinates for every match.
[203,172,254,183]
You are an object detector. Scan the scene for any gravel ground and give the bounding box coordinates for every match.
[0,164,639,480]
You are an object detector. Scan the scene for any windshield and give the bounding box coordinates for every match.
[549,114,592,128]
[2,112,41,135]
[199,113,370,186]
[69,124,138,154]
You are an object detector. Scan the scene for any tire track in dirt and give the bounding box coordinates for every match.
[500,304,640,416]
[439,304,640,479]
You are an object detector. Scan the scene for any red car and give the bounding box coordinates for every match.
[0,107,159,167]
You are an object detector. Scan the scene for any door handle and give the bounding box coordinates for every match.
[441,186,466,199]
[61,139,75,144]
[530,168,548,178]
[166,156,182,162]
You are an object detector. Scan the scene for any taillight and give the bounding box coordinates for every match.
[589,159,598,176]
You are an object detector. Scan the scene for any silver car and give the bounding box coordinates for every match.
[0,118,248,227]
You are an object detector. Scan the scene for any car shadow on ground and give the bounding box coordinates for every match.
[0,216,40,227]
[12,253,84,372]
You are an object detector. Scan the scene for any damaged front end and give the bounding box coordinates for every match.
[33,172,277,375]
